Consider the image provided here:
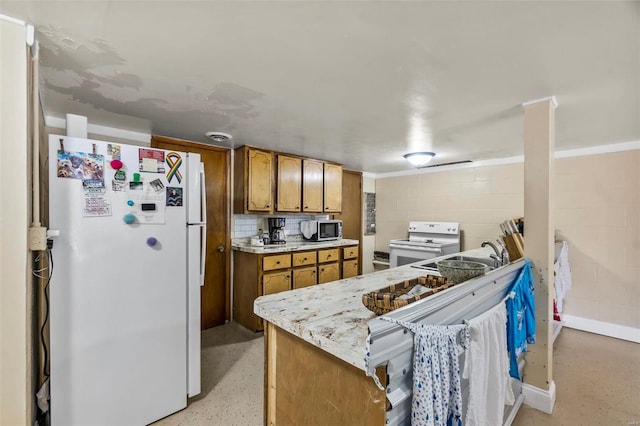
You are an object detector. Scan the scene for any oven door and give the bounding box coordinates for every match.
[388,243,443,268]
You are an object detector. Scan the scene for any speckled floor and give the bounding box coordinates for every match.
[152,322,264,426]
[513,327,640,426]
[154,324,639,426]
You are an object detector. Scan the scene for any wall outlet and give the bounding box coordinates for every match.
[28,226,47,251]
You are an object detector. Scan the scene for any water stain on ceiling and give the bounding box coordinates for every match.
[1,1,637,172]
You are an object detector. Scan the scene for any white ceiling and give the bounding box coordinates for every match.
[2,1,639,173]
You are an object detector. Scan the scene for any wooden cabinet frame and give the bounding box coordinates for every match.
[233,245,360,332]
[234,146,274,214]
[235,145,343,214]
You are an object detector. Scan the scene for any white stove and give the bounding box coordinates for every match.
[389,221,460,268]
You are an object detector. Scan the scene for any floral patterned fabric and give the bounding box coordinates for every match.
[379,318,469,426]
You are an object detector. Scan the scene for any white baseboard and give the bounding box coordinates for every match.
[522,381,556,414]
[562,314,640,343]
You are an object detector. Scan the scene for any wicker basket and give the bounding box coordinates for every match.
[362,275,453,315]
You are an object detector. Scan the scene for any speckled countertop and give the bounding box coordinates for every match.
[253,246,496,371]
[232,238,359,254]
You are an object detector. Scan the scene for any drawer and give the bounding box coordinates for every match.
[292,251,317,267]
[342,246,358,260]
[318,248,339,263]
[263,271,291,295]
[263,254,291,271]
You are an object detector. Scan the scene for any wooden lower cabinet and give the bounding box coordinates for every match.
[292,266,317,289]
[265,322,386,425]
[318,262,340,284]
[342,259,358,279]
[233,244,360,331]
[263,271,291,295]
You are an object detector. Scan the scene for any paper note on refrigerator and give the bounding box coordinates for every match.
[83,187,112,217]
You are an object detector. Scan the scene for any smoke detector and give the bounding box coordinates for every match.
[205,131,233,143]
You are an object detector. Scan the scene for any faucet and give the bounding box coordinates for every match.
[481,240,509,267]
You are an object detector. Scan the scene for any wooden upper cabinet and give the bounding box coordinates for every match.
[324,163,343,213]
[302,159,324,213]
[234,146,274,214]
[277,155,302,212]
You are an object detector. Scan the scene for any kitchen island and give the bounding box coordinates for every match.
[254,246,504,425]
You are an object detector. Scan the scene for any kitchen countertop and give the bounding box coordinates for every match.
[253,246,496,371]
[232,238,360,254]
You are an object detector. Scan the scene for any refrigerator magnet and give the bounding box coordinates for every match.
[123,213,136,224]
[165,152,183,183]
[107,144,121,160]
[112,180,126,192]
[166,187,183,207]
[149,178,165,193]
[112,170,126,191]
[139,148,165,173]
[110,159,123,170]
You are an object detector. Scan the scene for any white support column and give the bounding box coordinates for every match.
[522,96,557,412]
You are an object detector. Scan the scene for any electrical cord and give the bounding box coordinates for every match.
[38,245,53,379]
[33,240,53,381]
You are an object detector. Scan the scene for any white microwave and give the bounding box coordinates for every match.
[300,220,343,241]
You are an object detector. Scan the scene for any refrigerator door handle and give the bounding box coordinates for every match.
[199,163,207,286]
[200,162,207,224]
[199,224,206,287]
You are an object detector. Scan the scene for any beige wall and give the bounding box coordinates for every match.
[376,150,640,329]
[0,18,30,425]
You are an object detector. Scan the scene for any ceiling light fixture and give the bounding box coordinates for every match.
[205,131,233,143]
[404,152,435,167]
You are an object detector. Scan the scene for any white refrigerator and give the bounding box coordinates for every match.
[48,135,205,425]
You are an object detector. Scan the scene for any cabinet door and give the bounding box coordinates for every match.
[302,159,323,213]
[247,148,274,212]
[292,266,317,289]
[323,163,342,213]
[318,263,340,284]
[342,260,358,279]
[263,271,291,295]
[277,155,301,212]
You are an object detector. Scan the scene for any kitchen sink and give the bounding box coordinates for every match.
[411,255,498,272]
[444,255,497,269]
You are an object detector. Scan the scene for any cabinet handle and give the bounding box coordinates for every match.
[266,204,270,208]
[304,205,308,209]
[327,254,331,258]
[286,275,290,279]
[276,261,280,264]
[312,270,316,274]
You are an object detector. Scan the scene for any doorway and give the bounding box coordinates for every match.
[151,135,230,329]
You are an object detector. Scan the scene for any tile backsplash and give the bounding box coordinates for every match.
[233,214,329,238]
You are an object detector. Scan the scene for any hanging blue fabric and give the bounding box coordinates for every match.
[505,259,535,379]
